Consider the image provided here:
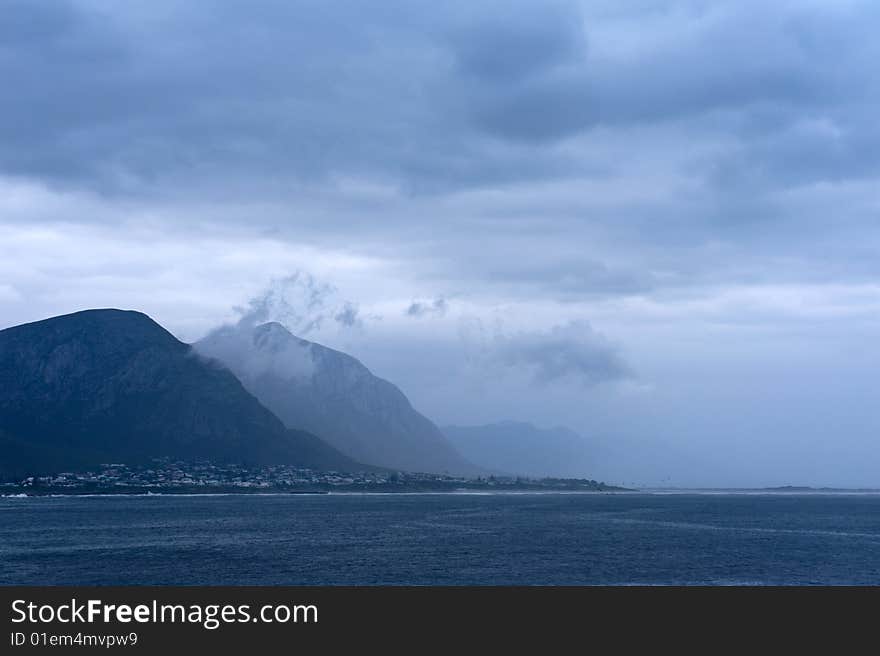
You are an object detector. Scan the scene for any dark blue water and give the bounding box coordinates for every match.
[3,493,880,585]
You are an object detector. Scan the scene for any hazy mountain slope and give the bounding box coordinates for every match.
[196,322,477,474]
[442,421,599,479]
[0,309,361,479]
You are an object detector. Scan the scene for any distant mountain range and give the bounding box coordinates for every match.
[0,310,361,479]
[0,309,608,482]
[442,421,599,479]
[195,322,477,475]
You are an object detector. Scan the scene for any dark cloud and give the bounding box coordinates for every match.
[406,298,449,318]
[467,4,842,143]
[448,2,585,84]
[490,320,633,386]
[3,0,877,199]
[706,115,880,190]
[334,302,361,328]
[0,0,77,45]
[2,0,879,303]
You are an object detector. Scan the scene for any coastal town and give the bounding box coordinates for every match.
[1,459,622,495]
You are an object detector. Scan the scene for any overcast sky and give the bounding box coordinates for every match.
[2,0,879,486]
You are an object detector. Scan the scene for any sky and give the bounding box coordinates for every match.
[2,0,879,487]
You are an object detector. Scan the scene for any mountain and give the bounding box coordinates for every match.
[0,309,362,479]
[195,322,477,475]
[442,421,599,479]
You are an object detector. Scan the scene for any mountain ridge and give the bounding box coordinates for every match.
[0,309,363,479]
[195,321,479,475]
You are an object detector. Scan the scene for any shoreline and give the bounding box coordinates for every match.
[7,488,880,499]
[1,488,632,498]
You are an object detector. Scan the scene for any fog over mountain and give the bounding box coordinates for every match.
[196,321,478,475]
[442,421,597,479]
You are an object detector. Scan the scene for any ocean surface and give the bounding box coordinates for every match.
[3,492,880,585]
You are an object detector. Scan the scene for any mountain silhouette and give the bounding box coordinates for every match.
[0,309,362,479]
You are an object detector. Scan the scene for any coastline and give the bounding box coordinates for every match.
[9,488,880,499]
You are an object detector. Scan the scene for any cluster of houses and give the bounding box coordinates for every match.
[2,459,614,494]
[4,459,474,492]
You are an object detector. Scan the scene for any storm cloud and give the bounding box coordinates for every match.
[3,1,878,197]
[491,320,632,386]
[406,298,449,318]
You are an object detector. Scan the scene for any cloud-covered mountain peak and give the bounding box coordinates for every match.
[196,322,477,475]
[252,321,306,347]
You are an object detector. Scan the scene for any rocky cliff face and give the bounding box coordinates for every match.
[196,322,477,475]
[0,309,361,478]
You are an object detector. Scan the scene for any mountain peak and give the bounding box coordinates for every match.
[251,321,311,349]
[3,308,160,332]
[255,321,289,333]
[253,321,290,338]
[0,310,360,478]
[0,308,182,355]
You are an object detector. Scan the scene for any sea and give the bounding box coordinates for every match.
[3,492,880,585]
